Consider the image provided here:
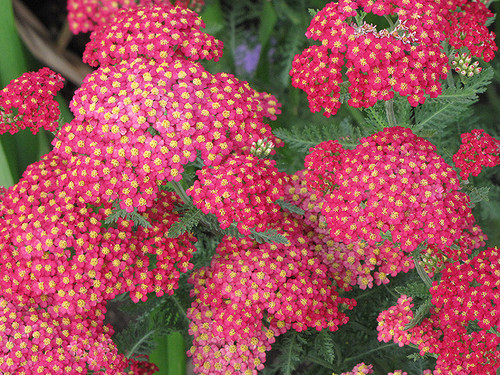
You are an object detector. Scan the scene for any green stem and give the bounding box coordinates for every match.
[170,180,192,204]
[305,355,335,369]
[126,330,156,358]
[415,259,433,289]
[385,99,397,127]
[343,342,398,363]
[384,15,395,30]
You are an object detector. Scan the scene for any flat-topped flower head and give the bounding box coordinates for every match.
[284,170,414,291]
[379,247,500,374]
[67,0,205,34]
[53,55,281,211]
[0,298,129,374]
[187,213,354,374]
[0,152,197,314]
[83,5,220,67]
[313,127,481,258]
[290,0,496,116]
[443,0,497,62]
[452,129,500,181]
[0,68,64,135]
[187,154,286,234]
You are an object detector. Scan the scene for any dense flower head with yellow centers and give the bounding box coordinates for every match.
[284,170,414,290]
[187,213,355,374]
[378,246,500,375]
[452,129,500,181]
[0,298,132,374]
[0,152,197,313]
[53,54,280,211]
[0,151,196,372]
[187,154,286,234]
[0,68,64,135]
[83,5,220,67]
[67,0,205,34]
[290,0,496,116]
[307,127,482,258]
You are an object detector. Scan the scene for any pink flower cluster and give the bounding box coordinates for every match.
[290,0,497,116]
[0,151,193,372]
[379,247,500,374]
[334,362,430,375]
[284,170,414,290]
[303,140,345,193]
[67,0,205,34]
[306,127,484,259]
[0,68,64,135]
[445,0,497,62]
[188,154,285,234]
[0,3,286,373]
[54,5,281,212]
[187,213,355,374]
[452,129,500,180]
[83,6,221,66]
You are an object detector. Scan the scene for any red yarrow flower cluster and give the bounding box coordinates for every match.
[67,0,205,34]
[0,298,129,374]
[379,246,500,375]
[284,170,414,290]
[0,151,197,372]
[452,129,500,180]
[1,152,198,309]
[308,127,482,258]
[290,0,497,116]
[187,213,355,374]
[290,0,452,116]
[187,154,286,234]
[377,294,414,347]
[54,5,281,212]
[335,362,373,375]
[83,6,220,66]
[334,362,427,375]
[304,140,345,193]
[444,0,497,62]
[0,68,64,135]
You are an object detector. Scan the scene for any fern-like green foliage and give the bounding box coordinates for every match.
[276,199,305,215]
[114,281,193,359]
[273,118,362,154]
[405,298,432,330]
[167,205,204,238]
[413,67,494,133]
[465,185,490,207]
[167,202,289,244]
[310,330,336,367]
[394,281,431,300]
[250,228,289,245]
[262,331,309,375]
[103,202,152,229]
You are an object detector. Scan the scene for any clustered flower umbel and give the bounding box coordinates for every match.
[305,127,486,261]
[0,67,64,135]
[0,152,197,373]
[187,212,355,375]
[284,170,414,290]
[290,0,497,116]
[452,129,500,180]
[187,154,285,234]
[378,247,500,375]
[333,362,432,375]
[0,3,283,373]
[67,0,205,34]
[53,5,282,213]
[450,52,482,78]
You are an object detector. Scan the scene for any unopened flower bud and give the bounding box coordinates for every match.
[250,137,274,158]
